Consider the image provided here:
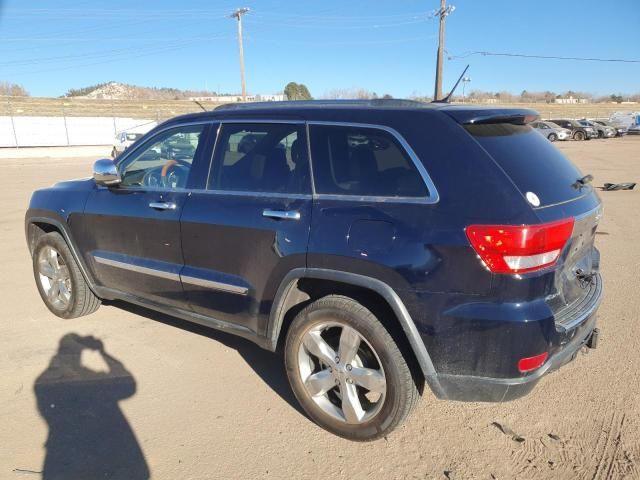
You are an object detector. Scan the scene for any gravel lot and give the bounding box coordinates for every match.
[1,138,638,479]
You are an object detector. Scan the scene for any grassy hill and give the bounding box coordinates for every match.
[1,96,637,121]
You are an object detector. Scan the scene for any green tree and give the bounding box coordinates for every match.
[284,82,312,100]
[297,83,312,100]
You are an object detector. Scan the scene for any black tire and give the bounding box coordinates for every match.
[598,130,604,139]
[548,133,557,142]
[574,131,585,141]
[32,232,101,319]
[284,295,419,441]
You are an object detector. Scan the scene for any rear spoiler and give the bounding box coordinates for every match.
[441,108,540,125]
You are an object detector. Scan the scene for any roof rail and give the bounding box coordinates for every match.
[214,99,429,110]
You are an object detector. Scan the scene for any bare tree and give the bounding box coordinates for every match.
[0,82,30,96]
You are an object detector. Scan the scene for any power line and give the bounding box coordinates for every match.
[448,51,640,63]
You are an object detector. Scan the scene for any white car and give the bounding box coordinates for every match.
[112,131,144,158]
[530,121,571,142]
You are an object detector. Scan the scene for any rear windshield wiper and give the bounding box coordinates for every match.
[573,174,593,189]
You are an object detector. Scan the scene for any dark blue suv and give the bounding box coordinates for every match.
[25,100,602,440]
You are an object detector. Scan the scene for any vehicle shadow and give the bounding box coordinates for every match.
[34,333,149,480]
[111,301,304,416]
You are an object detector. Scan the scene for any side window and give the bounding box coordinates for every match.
[119,125,205,189]
[209,123,310,194]
[309,124,428,198]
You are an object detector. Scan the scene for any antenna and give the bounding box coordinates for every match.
[432,64,469,103]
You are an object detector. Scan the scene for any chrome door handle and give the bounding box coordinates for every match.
[262,209,301,220]
[149,201,177,210]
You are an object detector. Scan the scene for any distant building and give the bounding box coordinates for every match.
[189,94,285,103]
[554,96,588,104]
[468,98,498,104]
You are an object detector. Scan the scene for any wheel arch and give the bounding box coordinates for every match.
[25,214,98,295]
[267,268,444,396]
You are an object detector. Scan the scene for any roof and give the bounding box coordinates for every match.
[214,99,437,111]
[162,99,540,126]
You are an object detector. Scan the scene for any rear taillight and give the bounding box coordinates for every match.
[465,218,575,274]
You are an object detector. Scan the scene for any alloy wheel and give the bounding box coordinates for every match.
[297,321,386,424]
[37,246,72,309]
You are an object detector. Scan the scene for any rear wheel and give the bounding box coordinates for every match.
[598,130,604,139]
[574,131,585,141]
[285,295,419,441]
[32,232,101,319]
[548,133,557,142]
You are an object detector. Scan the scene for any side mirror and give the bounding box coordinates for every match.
[93,158,121,186]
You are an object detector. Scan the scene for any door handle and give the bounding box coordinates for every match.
[149,201,177,211]
[262,209,301,220]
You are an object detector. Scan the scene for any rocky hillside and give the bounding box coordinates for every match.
[65,81,218,100]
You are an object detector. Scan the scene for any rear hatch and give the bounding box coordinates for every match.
[447,107,602,330]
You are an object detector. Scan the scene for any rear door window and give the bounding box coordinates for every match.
[209,123,310,194]
[465,123,589,207]
[308,124,427,198]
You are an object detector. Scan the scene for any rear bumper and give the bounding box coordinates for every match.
[434,311,599,402]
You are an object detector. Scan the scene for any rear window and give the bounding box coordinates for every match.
[465,123,589,207]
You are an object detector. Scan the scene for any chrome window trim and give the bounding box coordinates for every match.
[305,122,318,195]
[93,255,180,281]
[192,189,312,200]
[205,119,313,196]
[218,119,306,125]
[306,121,440,205]
[103,185,312,200]
[180,275,249,295]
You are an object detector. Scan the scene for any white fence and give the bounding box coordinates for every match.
[0,116,156,148]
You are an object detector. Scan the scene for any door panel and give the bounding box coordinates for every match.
[72,123,212,308]
[180,122,312,333]
[77,189,189,307]
[180,194,311,332]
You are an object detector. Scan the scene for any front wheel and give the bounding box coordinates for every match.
[32,232,101,319]
[285,295,419,441]
[548,133,557,142]
[574,131,585,141]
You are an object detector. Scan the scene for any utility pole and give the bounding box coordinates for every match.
[461,76,471,103]
[229,8,249,101]
[432,0,455,101]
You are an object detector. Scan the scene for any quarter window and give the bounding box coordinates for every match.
[309,124,428,197]
[210,123,310,194]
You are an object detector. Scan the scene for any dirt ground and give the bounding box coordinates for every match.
[1,137,639,480]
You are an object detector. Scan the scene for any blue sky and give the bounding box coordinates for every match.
[1,0,638,98]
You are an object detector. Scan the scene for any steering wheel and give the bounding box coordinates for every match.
[160,159,190,188]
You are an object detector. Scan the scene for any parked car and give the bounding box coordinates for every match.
[25,100,603,441]
[548,118,598,140]
[160,134,197,160]
[530,120,571,141]
[112,131,144,158]
[591,119,627,137]
[578,120,615,139]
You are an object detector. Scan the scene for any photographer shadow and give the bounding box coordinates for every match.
[34,333,149,480]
